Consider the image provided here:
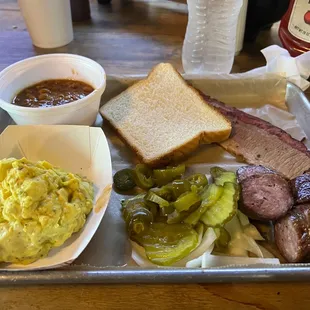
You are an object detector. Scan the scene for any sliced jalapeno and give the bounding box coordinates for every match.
[186,173,208,190]
[153,164,186,186]
[122,199,153,236]
[145,190,169,208]
[171,179,191,199]
[133,164,154,189]
[113,168,136,191]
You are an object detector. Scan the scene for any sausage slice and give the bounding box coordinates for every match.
[275,204,310,263]
[291,173,310,204]
[237,165,276,183]
[239,174,293,221]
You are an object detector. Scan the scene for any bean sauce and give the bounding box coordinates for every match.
[12,79,94,108]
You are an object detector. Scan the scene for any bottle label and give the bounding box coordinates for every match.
[288,0,310,43]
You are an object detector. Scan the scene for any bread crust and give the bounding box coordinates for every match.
[103,115,230,167]
[101,63,231,167]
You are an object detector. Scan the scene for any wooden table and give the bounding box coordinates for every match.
[1,1,310,309]
[0,0,281,74]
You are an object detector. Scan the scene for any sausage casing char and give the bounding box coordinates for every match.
[199,91,310,262]
[291,172,310,205]
[275,204,310,263]
[237,165,276,182]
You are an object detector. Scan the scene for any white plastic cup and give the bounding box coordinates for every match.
[18,0,74,48]
[235,0,248,55]
[0,54,106,126]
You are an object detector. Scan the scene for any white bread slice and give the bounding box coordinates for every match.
[100,63,231,166]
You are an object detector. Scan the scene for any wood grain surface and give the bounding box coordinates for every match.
[0,0,310,309]
[0,0,280,74]
[1,282,310,310]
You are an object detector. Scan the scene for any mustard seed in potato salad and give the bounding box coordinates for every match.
[0,158,94,264]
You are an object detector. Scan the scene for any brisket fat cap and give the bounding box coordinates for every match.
[238,173,293,221]
[275,204,310,263]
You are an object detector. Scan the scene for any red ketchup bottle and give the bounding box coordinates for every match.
[279,0,310,56]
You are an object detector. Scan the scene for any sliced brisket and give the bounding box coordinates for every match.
[201,94,310,179]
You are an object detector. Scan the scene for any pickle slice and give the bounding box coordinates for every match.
[200,182,238,227]
[173,191,201,212]
[210,167,236,186]
[200,183,224,202]
[184,184,223,226]
[133,222,199,266]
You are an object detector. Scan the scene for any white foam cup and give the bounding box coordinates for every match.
[0,54,106,125]
[18,0,74,48]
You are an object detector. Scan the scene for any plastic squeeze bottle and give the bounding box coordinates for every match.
[182,0,243,74]
[279,0,310,56]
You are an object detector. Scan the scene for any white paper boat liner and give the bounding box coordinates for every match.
[0,125,112,271]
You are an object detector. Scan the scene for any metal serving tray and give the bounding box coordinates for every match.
[0,79,310,285]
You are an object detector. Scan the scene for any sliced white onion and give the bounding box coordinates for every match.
[201,243,215,268]
[229,233,263,258]
[131,237,273,268]
[185,255,204,268]
[242,234,264,258]
[194,254,280,268]
[237,211,265,241]
[131,211,271,267]
[173,227,217,267]
[225,212,267,258]
[225,215,248,256]
[131,228,217,267]
[243,224,265,241]
[186,243,215,268]
[228,242,248,257]
[237,210,250,227]
[224,214,243,238]
[259,245,275,258]
[130,241,158,267]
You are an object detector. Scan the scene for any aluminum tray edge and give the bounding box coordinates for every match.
[1,267,310,285]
